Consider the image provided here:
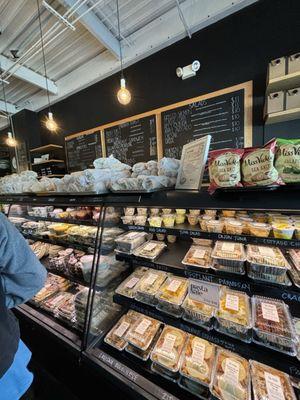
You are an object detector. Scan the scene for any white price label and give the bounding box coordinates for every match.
[135,318,152,335]
[144,273,158,286]
[221,242,235,252]
[143,242,157,251]
[126,232,140,239]
[193,249,206,259]
[191,342,205,365]
[261,302,279,323]
[259,247,275,257]
[114,321,130,337]
[125,276,140,289]
[225,294,239,311]
[188,279,220,308]
[224,358,240,384]
[161,334,176,353]
[167,279,182,292]
[264,372,285,400]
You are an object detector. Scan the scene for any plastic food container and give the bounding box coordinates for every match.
[136,208,148,216]
[225,220,243,235]
[293,318,300,361]
[221,210,236,217]
[151,326,187,379]
[121,216,134,225]
[125,327,162,361]
[215,287,252,342]
[189,209,201,216]
[156,234,165,241]
[206,220,224,233]
[187,214,199,226]
[252,295,297,355]
[246,245,290,284]
[204,209,217,217]
[148,216,162,227]
[181,295,215,330]
[133,215,147,226]
[250,360,297,400]
[124,207,135,216]
[162,214,176,227]
[167,235,176,243]
[156,276,188,317]
[239,217,253,235]
[115,231,148,254]
[175,213,186,224]
[150,208,160,216]
[288,249,300,288]
[176,209,186,215]
[272,224,295,239]
[192,238,213,247]
[182,245,213,269]
[179,336,215,390]
[162,208,172,214]
[249,222,271,237]
[212,241,246,274]
[125,315,161,351]
[115,268,148,298]
[252,212,268,223]
[104,311,140,351]
[135,270,168,305]
[133,240,167,260]
[211,348,250,400]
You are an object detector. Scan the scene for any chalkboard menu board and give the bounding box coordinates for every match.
[65,131,102,172]
[104,115,157,165]
[162,88,247,160]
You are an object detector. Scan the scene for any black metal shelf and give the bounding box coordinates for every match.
[121,223,300,249]
[23,233,95,253]
[113,293,300,379]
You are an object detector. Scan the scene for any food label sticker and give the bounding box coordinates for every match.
[221,242,235,252]
[188,279,220,308]
[161,333,176,353]
[264,372,285,400]
[191,342,205,365]
[167,279,182,292]
[144,273,158,286]
[193,249,206,259]
[224,358,240,384]
[114,321,130,338]
[135,318,152,335]
[258,247,275,257]
[261,302,279,323]
[126,232,141,239]
[143,242,157,251]
[125,277,140,289]
[225,294,239,311]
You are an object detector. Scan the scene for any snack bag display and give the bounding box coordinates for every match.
[241,139,283,186]
[275,138,300,183]
[208,148,244,193]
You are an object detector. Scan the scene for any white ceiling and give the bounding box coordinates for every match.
[0,0,257,127]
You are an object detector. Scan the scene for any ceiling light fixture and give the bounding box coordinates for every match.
[116,0,131,105]
[37,0,58,132]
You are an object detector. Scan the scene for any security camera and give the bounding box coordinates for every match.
[176,60,201,80]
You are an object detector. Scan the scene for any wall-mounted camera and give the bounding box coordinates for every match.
[176,60,200,80]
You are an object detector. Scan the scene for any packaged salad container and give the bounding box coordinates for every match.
[135,270,168,305]
[215,287,252,342]
[212,241,246,274]
[155,276,188,317]
[125,326,162,361]
[179,335,215,397]
[133,240,167,260]
[125,315,161,351]
[252,295,297,355]
[150,326,187,380]
[115,267,148,298]
[287,249,300,288]
[211,348,250,400]
[250,360,297,400]
[115,231,148,254]
[181,295,215,330]
[182,245,213,270]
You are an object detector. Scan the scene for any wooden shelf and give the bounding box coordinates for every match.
[30,144,63,153]
[266,70,300,94]
[37,174,64,178]
[265,107,300,124]
[32,159,64,166]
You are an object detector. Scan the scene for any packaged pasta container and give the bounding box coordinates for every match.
[125,326,162,361]
[252,295,297,355]
[155,276,188,317]
[241,139,283,186]
[182,295,215,329]
[179,335,215,387]
[208,148,244,194]
[212,241,246,273]
[250,360,297,400]
[288,249,300,288]
[181,245,213,269]
[135,270,168,305]
[125,315,161,351]
[215,287,252,342]
[275,138,300,183]
[104,310,140,351]
[151,326,187,378]
[115,267,148,298]
[133,240,167,260]
[293,318,300,361]
[211,348,250,400]
[115,231,148,254]
[192,238,213,247]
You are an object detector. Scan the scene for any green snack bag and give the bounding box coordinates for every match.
[275,138,300,183]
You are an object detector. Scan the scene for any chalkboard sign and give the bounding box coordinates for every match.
[162,87,249,160]
[65,131,102,173]
[104,115,157,165]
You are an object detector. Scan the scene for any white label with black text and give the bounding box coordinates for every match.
[135,318,152,335]
[125,277,140,289]
[225,294,239,311]
[264,372,285,400]
[224,358,240,384]
[261,302,279,322]
[221,242,235,252]
[167,279,182,292]
[191,342,205,365]
[161,334,176,353]
[114,321,130,337]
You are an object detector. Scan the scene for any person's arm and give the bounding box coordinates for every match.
[0,213,47,308]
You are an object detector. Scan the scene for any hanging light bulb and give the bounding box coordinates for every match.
[45,111,58,132]
[117,77,131,105]
[6,131,17,147]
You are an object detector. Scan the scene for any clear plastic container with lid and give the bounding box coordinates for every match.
[115,267,148,298]
[211,348,250,400]
[206,219,224,233]
[225,220,243,235]
[148,216,162,227]
[115,231,148,254]
[288,249,300,288]
[133,240,167,260]
[250,360,297,400]
[125,315,161,351]
[181,295,215,330]
[155,276,188,317]
[125,326,162,361]
[212,241,246,274]
[151,325,187,380]
[192,238,213,247]
[272,223,295,239]
[293,318,300,361]
[249,222,271,237]
[182,245,213,269]
[252,295,297,355]
[135,270,168,305]
[215,287,252,342]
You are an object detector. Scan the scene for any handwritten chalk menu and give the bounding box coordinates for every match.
[162,89,245,160]
[65,131,102,173]
[104,115,157,165]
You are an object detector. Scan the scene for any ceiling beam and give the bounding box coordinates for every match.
[58,0,121,59]
[0,55,58,94]
[0,100,17,114]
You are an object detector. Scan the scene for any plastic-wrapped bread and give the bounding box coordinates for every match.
[158,157,181,177]
[132,162,147,173]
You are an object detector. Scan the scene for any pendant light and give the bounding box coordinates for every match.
[6,131,17,147]
[0,63,17,148]
[116,0,131,105]
[37,0,58,132]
